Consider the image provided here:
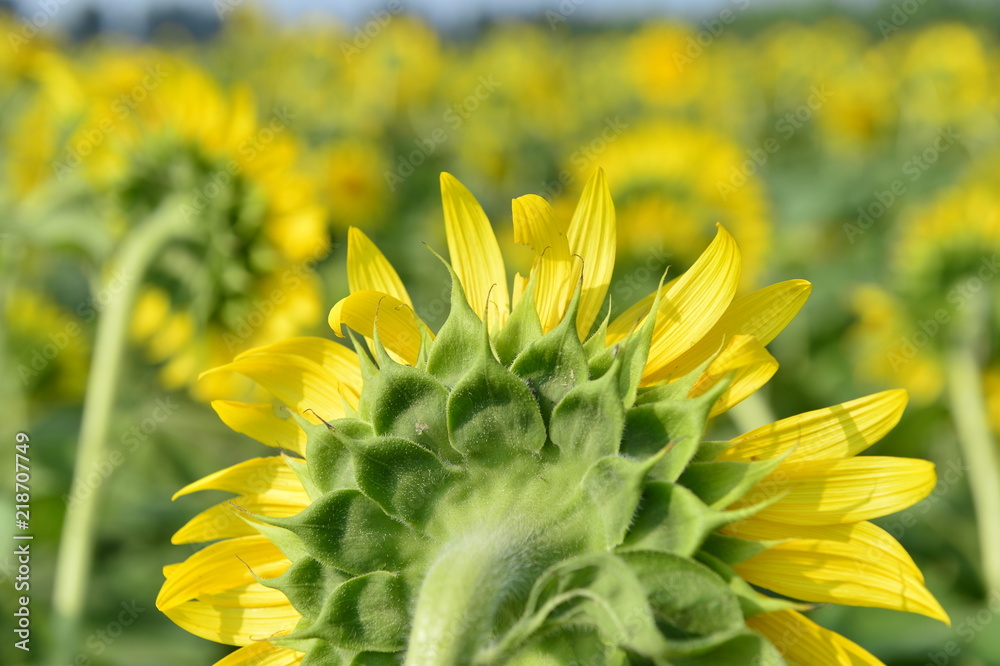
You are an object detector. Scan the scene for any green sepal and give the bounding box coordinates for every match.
[549,356,625,461]
[351,435,456,526]
[298,571,410,653]
[621,377,728,483]
[495,271,544,367]
[503,627,627,666]
[691,440,732,463]
[672,631,784,666]
[283,453,322,501]
[582,304,612,366]
[696,550,811,618]
[347,330,380,422]
[256,489,415,574]
[415,321,435,370]
[349,652,405,665]
[619,482,715,557]
[698,533,775,567]
[514,552,668,658]
[619,550,744,656]
[367,352,457,462]
[231,504,309,561]
[304,419,372,494]
[259,556,349,622]
[299,641,348,666]
[617,269,669,408]
[634,354,716,406]
[424,248,483,388]
[447,329,546,461]
[509,278,589,425]
[677,450,787,510]
[579,454,657,549]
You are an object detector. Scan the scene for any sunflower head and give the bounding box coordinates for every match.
[161,171,946,666]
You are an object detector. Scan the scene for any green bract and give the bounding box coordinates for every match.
[247,268,795,666]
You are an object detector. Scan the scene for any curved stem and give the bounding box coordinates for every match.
[406,532,532,666]
[52,199,192,658]
[944,293,1000,596]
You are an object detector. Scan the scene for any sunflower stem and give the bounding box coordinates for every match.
[945,291,1000,597]
[51,198,193,660]
[406,531,533,666]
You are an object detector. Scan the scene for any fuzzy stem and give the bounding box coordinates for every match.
[406,532,531,666]
[944,292,1000,596]
[51,199,192,659]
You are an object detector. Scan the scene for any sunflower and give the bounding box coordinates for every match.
[160,171,946,665]
[38,56,330,398]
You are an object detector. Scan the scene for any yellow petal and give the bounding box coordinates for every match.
[172,457,304,501]
[512,194,575,331]
[737,457,937,525]
[748,610,884,666]
[441,172,509,327]
[204,347,356,423]
[720,390,909,464]
[172,490,311,544]
[643,224,742,384]
[725,518,925,583]
[688,334,778,417]
[566,168,615,339]
[328,290,424,365]
[737,535,949,623]
[606,276,681,345]
[199,582,292,608]
[213,641,303,665]
[211,402,308,455]
[658,279,812,380]
[235,337,363,397]
[157,535,290,611]
[162,599,300,646]
[347,226,413,308]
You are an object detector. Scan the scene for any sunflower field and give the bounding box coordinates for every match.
[2,1,1000,664]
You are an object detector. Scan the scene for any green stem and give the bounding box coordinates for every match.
[406,532,531,666]
[51,199,192,659]
[944,294,1000,597]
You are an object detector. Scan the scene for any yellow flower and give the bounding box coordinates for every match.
[160,171,945,665]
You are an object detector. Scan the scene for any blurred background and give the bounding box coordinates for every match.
[2,0,999,663]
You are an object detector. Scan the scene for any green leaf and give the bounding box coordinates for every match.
[503,627,627,666]
[259,489,415,574]
[677,453,786,510]
[447,335,546,461]
[349,652,404,665]
[352,436,455,526]
[299,641,348,666]
[495,272,544,367]
[582,307,612,365]
[306,571,410,653]
[261,556,349,622]
[618,269,669,408]
[696,551,810,618]
[620,551,744,655]
[549,357,625,461]
[515,553,668,658]
[699,533,773,567]
[673,632,784,666]
[347,330,380,422]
